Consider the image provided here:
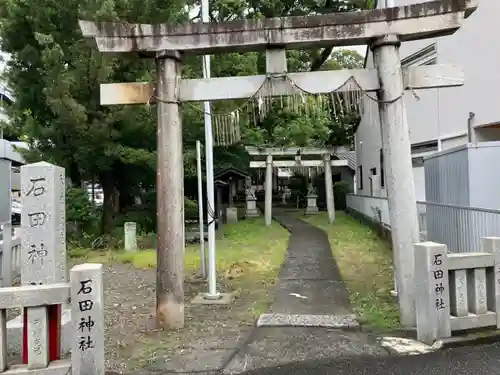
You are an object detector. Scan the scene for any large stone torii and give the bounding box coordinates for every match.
[79,0,478,329]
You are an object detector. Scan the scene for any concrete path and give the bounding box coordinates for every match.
[236,342,500,375]
[271,214,350,314]
[257,213,356,326]
[224,212,387,374]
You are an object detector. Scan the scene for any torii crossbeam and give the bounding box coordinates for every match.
[79,0,478,329]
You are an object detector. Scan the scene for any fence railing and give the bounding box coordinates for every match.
[346,194,500,253]
[0,236,21,286]
[0,263,105,374]
[414,238,500,344]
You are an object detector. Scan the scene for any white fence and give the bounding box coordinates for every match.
[346,194,500,253]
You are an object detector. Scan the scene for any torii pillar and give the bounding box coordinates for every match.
[156,51,185,329]
[265,154,273,226]
[372,35,420,327]
[323,153,335,224]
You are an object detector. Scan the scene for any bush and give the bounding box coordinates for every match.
[66,187,100,235]
[122,191,200,233]
[184,198,198,220]
[334,181,351,210]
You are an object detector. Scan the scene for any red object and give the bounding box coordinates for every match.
[22,305,61,363]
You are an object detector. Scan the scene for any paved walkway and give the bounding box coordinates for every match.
[237,342,500,375]
[258,213,355,324]
[223,212,387,374]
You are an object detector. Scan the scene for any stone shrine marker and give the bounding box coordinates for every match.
[21,161,66,285]
[21,161,67,363]
[71,263,105,375]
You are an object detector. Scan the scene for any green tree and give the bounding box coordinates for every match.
[0,0,191,231]
[0,0,367,233]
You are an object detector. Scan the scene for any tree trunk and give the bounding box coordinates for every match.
[68,160,82,188]
[100,173,117,234]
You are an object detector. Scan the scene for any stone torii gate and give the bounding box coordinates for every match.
[246,147,346,225]
[79,0,477,328]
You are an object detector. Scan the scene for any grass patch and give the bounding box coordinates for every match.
[303,211,400,332]
[71,217,290,317]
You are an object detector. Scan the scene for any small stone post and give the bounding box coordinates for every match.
[156,50,185,328]
[482,237,500,328]
[372,34,420,327]
[124,222,137,252]
[265,154,273,226]
[225,178,238,224]
[70,263,105,375]
[305,176,318,215]
[245,177,259,218]
[414,242,451,344]
[323,154,335,223]
[20,162,67,362]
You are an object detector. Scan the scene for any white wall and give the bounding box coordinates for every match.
[355,0,500,202]
[413,166,425,202]
[394,0,500,140]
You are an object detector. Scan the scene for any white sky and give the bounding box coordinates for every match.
[336,45,368,58]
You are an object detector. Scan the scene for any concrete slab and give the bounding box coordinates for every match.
[271,280,352,316]
[191,293,233,305]
[257,313,358,328]
[379,336,443,356]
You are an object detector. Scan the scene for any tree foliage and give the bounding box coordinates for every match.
[0,0,366,232]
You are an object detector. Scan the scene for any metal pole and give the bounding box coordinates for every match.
[196,141,206,279]
[468,112,476,144]
[201,0,219,298]
[0,158,12,287]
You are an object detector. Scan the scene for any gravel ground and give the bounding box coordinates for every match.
[99,262,262,373]
[5,261,269,374]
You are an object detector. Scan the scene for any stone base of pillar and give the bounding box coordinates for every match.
[226,207,239,223]
[305,194,319,215]
[245,198,260,218]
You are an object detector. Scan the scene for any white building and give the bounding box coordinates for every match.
[0,84,13,129]
[355,0,499,201]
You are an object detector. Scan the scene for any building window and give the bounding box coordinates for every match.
[370,167,377,175]
[412,156,425,168]
[357,166,363,190]
[401,43,437,68]
[379,149,385,188]
[411,140,439,154]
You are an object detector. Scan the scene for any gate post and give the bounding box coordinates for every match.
[155,50,185,329]
[371,34,420,327]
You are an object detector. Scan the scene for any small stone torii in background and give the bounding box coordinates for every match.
[246,146,345,225]
[79,0,478,329]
